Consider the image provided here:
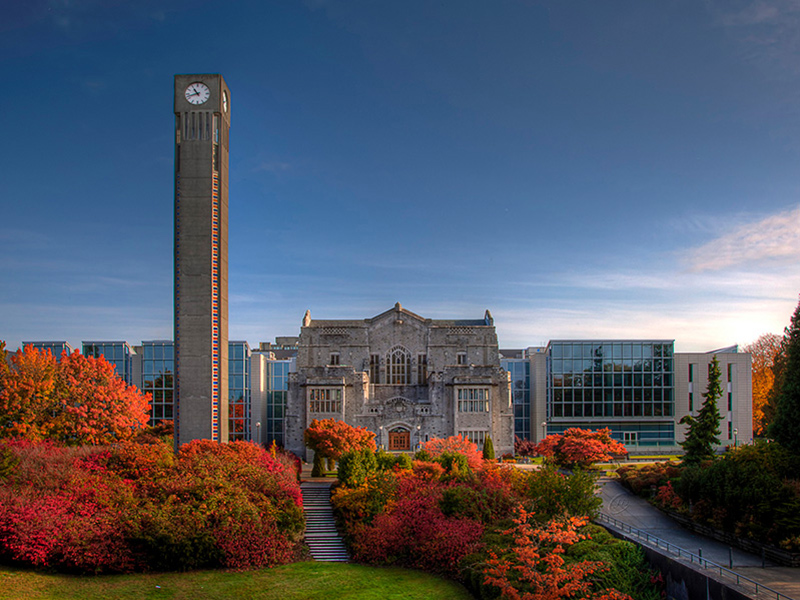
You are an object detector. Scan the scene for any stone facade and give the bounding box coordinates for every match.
[285,303,513,459]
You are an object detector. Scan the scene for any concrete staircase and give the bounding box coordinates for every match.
[301,482,350,562]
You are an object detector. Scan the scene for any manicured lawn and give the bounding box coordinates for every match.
[0,561,475,600]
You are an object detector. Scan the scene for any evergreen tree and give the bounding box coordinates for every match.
[679,355,722,464]
[769,299,800,455]
[482,435,495,460]
[311,451,326,477]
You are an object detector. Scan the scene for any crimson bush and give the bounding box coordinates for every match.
[0,438,304,573]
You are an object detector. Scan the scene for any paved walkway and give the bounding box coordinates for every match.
[598,477,800,600]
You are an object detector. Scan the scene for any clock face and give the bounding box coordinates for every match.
[185,82,210,105]
[222,90,228,113]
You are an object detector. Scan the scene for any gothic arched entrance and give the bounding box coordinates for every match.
[388,427,410,451]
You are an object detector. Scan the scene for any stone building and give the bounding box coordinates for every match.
[284,303,513,459]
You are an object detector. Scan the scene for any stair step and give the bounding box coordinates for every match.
[301,482,349,562]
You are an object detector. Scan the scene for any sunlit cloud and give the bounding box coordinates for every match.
[683,205,800,272]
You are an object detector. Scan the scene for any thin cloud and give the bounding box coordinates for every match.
[255,161,291,173]
[708,0,800,77]
[684,205,800,272]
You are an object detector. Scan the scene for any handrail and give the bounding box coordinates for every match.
[595,512,795,600]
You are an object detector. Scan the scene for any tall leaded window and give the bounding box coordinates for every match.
[417,353,427,384]
[458,430,487,449]
[309,388,342,413]
[457,388,490,412]
[387,346,411,385]
[369,354,381,383]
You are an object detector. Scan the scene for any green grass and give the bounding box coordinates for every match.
[0,561,475,600]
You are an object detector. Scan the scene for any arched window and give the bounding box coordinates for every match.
[387,346,411,385]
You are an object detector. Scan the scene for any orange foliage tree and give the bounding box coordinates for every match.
[743,333,782,436]
[0,342,58,440]
[535,428,627,469]
[0,342,150,445]
[483,507,633,600]
[421,435,484,471]
[304,418,376,461]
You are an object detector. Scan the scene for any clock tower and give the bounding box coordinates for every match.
[173,74,231,447]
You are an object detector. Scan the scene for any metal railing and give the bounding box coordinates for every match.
[596,512,795,600]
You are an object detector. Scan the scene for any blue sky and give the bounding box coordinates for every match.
[2,0,799,352]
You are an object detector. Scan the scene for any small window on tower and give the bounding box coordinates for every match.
[329,353,340,366]
[457,352,467,365]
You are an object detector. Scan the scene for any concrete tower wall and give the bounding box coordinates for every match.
[174,74,230,446]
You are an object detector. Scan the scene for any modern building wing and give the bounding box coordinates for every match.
[506,340,753,451]
[21,341,73,360]
[82,341,135,384]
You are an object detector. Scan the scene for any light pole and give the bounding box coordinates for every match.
[256,421,261,446]
[734,428,738,448]
[379,425,384,450]
[541,421,547,442]
[417,425,422,450]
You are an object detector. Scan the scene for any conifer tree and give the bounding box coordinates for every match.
[679,355,722,464]
[769,299,800,455]
[311,451,326,477]
[482,435,495,460]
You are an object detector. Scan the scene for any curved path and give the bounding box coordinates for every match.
[598,477,800,600]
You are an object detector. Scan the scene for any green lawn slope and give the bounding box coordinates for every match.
[0,562,474,600]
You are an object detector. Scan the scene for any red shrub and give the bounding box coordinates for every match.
[421,435,484,471]
[0,438,304,573]
[654,482,683,511]
[536,429,627,469]
[352,474,484,575]
[411,460,446,480]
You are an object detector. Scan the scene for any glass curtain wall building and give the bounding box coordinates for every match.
[265,359,290,447]
[228,341,251,441]
[501,356,531,440]
[21,341,73,360]
[547,340,676,447]
[82,341,134,384]
[141,341,175,426]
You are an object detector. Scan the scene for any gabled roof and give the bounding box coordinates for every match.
[301,303,494,328]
